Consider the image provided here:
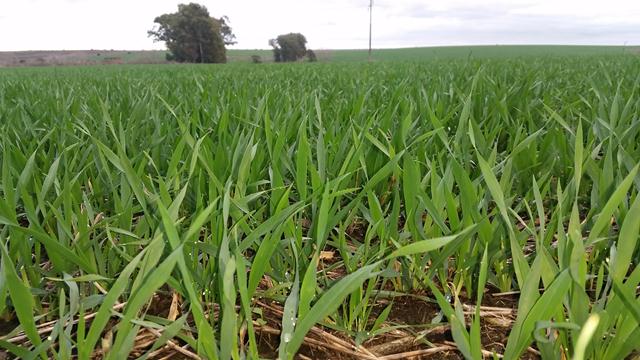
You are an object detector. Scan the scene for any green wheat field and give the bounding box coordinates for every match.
[1,48,639,359]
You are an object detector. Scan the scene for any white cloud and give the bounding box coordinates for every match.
[0,0,638,51]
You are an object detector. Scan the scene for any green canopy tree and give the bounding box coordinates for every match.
[269,33,308,62]
[148,3,234,63]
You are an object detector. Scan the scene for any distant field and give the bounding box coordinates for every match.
[237,45,639,62]
[328,45,635,61]
[0,45,636,66]
[0,50,167,67]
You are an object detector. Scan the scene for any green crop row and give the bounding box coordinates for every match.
[0,55,639,359]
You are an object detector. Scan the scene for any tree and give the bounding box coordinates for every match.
[306,49,317,62]
[148,3,234,63]
[218,16,237,46]
[269,33,308,62]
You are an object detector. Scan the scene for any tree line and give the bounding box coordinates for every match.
[148,3,316,64]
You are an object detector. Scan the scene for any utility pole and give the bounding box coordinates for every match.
[368,0,373,61]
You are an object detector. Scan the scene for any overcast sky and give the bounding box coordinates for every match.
[0,0,639,51]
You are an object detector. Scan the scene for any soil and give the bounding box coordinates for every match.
[0,50,166,67]
[251,288,536,360]
[0,317,18,337]
[0,275,539,359]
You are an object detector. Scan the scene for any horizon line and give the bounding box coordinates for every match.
[1,43,638,53]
